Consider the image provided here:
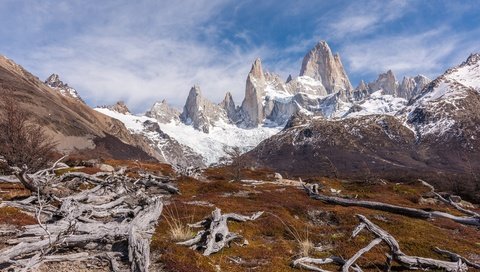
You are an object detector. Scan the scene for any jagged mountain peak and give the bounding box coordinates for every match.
[145,99,180,123]
[105,101,131,114]
[181,85,225,133]
[286,74,293,83]
[463,53,480,66]
[368,69,398,96]
[45,73,83,101]
[45,73,61,85]
[249,58,265,80]
[220,91,238,122]
[299,40,352,96]
[221,91,234,104]
[356,80,368,91]
[190,85,202,95]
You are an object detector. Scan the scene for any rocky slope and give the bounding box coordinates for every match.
[95,107,205,168]
[0,55,160,161]
[244,54,480,197]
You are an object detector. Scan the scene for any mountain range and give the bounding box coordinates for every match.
[1,41,479,194]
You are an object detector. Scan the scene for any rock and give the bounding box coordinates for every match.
[299,41,352,98]
[368,70,398,96]
[240,58,267,127]
[419,197,438,206]
[274,172,283,181]
[107,101,131,114]
[45,73,83,101]
[220,92,239,122]
[398,75,431,99]
[352,80,370,101]
[286,74,293,83]
[146,99,180,123]
[97,163,115,172]
[330,188,341,194]
[180,85,225,133]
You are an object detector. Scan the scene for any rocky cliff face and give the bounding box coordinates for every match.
[399,75,430,99]
[146,100,180,123]
[368,70,398,96]
[220,92,238,122]
[240,58,267,127]
[45,73,84,102]
[354,70,430,100]
[180,85,225,133]
[101,101,131,114]
[299,41,352,97]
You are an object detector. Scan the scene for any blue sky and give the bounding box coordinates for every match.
[1,0,479,112]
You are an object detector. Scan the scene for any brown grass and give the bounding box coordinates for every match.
[0,206,36,226]
[0,182,31,200]
[150,168,480,271]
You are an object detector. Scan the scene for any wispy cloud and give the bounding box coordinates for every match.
[1,0,479,112]
[325,0,410,39]
[341,27,480,82]
[11,1,275,112]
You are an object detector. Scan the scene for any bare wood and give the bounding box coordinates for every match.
[342,238,382,272]
[434,247,480,269]
[178,208,263,256]
[292,256,359,272]
[0,162,173,271]
[420,179,480,218]
[356,214,467,272]
[303,184,480,226]
[59,172,105,184]
[128,197,163,272]
[0,175,19,183]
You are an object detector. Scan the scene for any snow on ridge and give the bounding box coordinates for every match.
[95,107,281,165]
[342,90,407,118]
[160,119,281,165]
[446,61,480,92]
[263,84,292,103]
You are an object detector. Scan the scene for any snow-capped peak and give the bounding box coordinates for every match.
[45,73,83,101]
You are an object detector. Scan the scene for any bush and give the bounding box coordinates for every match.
[0,93,56,172]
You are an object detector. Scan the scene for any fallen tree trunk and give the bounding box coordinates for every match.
[303,184,480,227]
[355,214,468,271]
[292,214,470,271]
[434,247,480,270]
[128,197,163,272]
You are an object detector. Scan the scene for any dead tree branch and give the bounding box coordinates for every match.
[303,184,480,227]
[178,208,263,256]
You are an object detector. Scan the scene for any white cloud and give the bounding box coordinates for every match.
[20,1,276,112]
[340,27,480,81]
[325,0,410,38]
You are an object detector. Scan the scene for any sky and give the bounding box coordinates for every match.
[1,0,479,112]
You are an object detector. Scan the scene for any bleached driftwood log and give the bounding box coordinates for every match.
[303,184,480,227]
[178,208,263,256]
[292,214,470,272]
[419,180,480,218]
[292,256,362,272]
[128,197,163,272]
[0,161,175,272]
[434,247,480,270]
[353,214,468,271]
